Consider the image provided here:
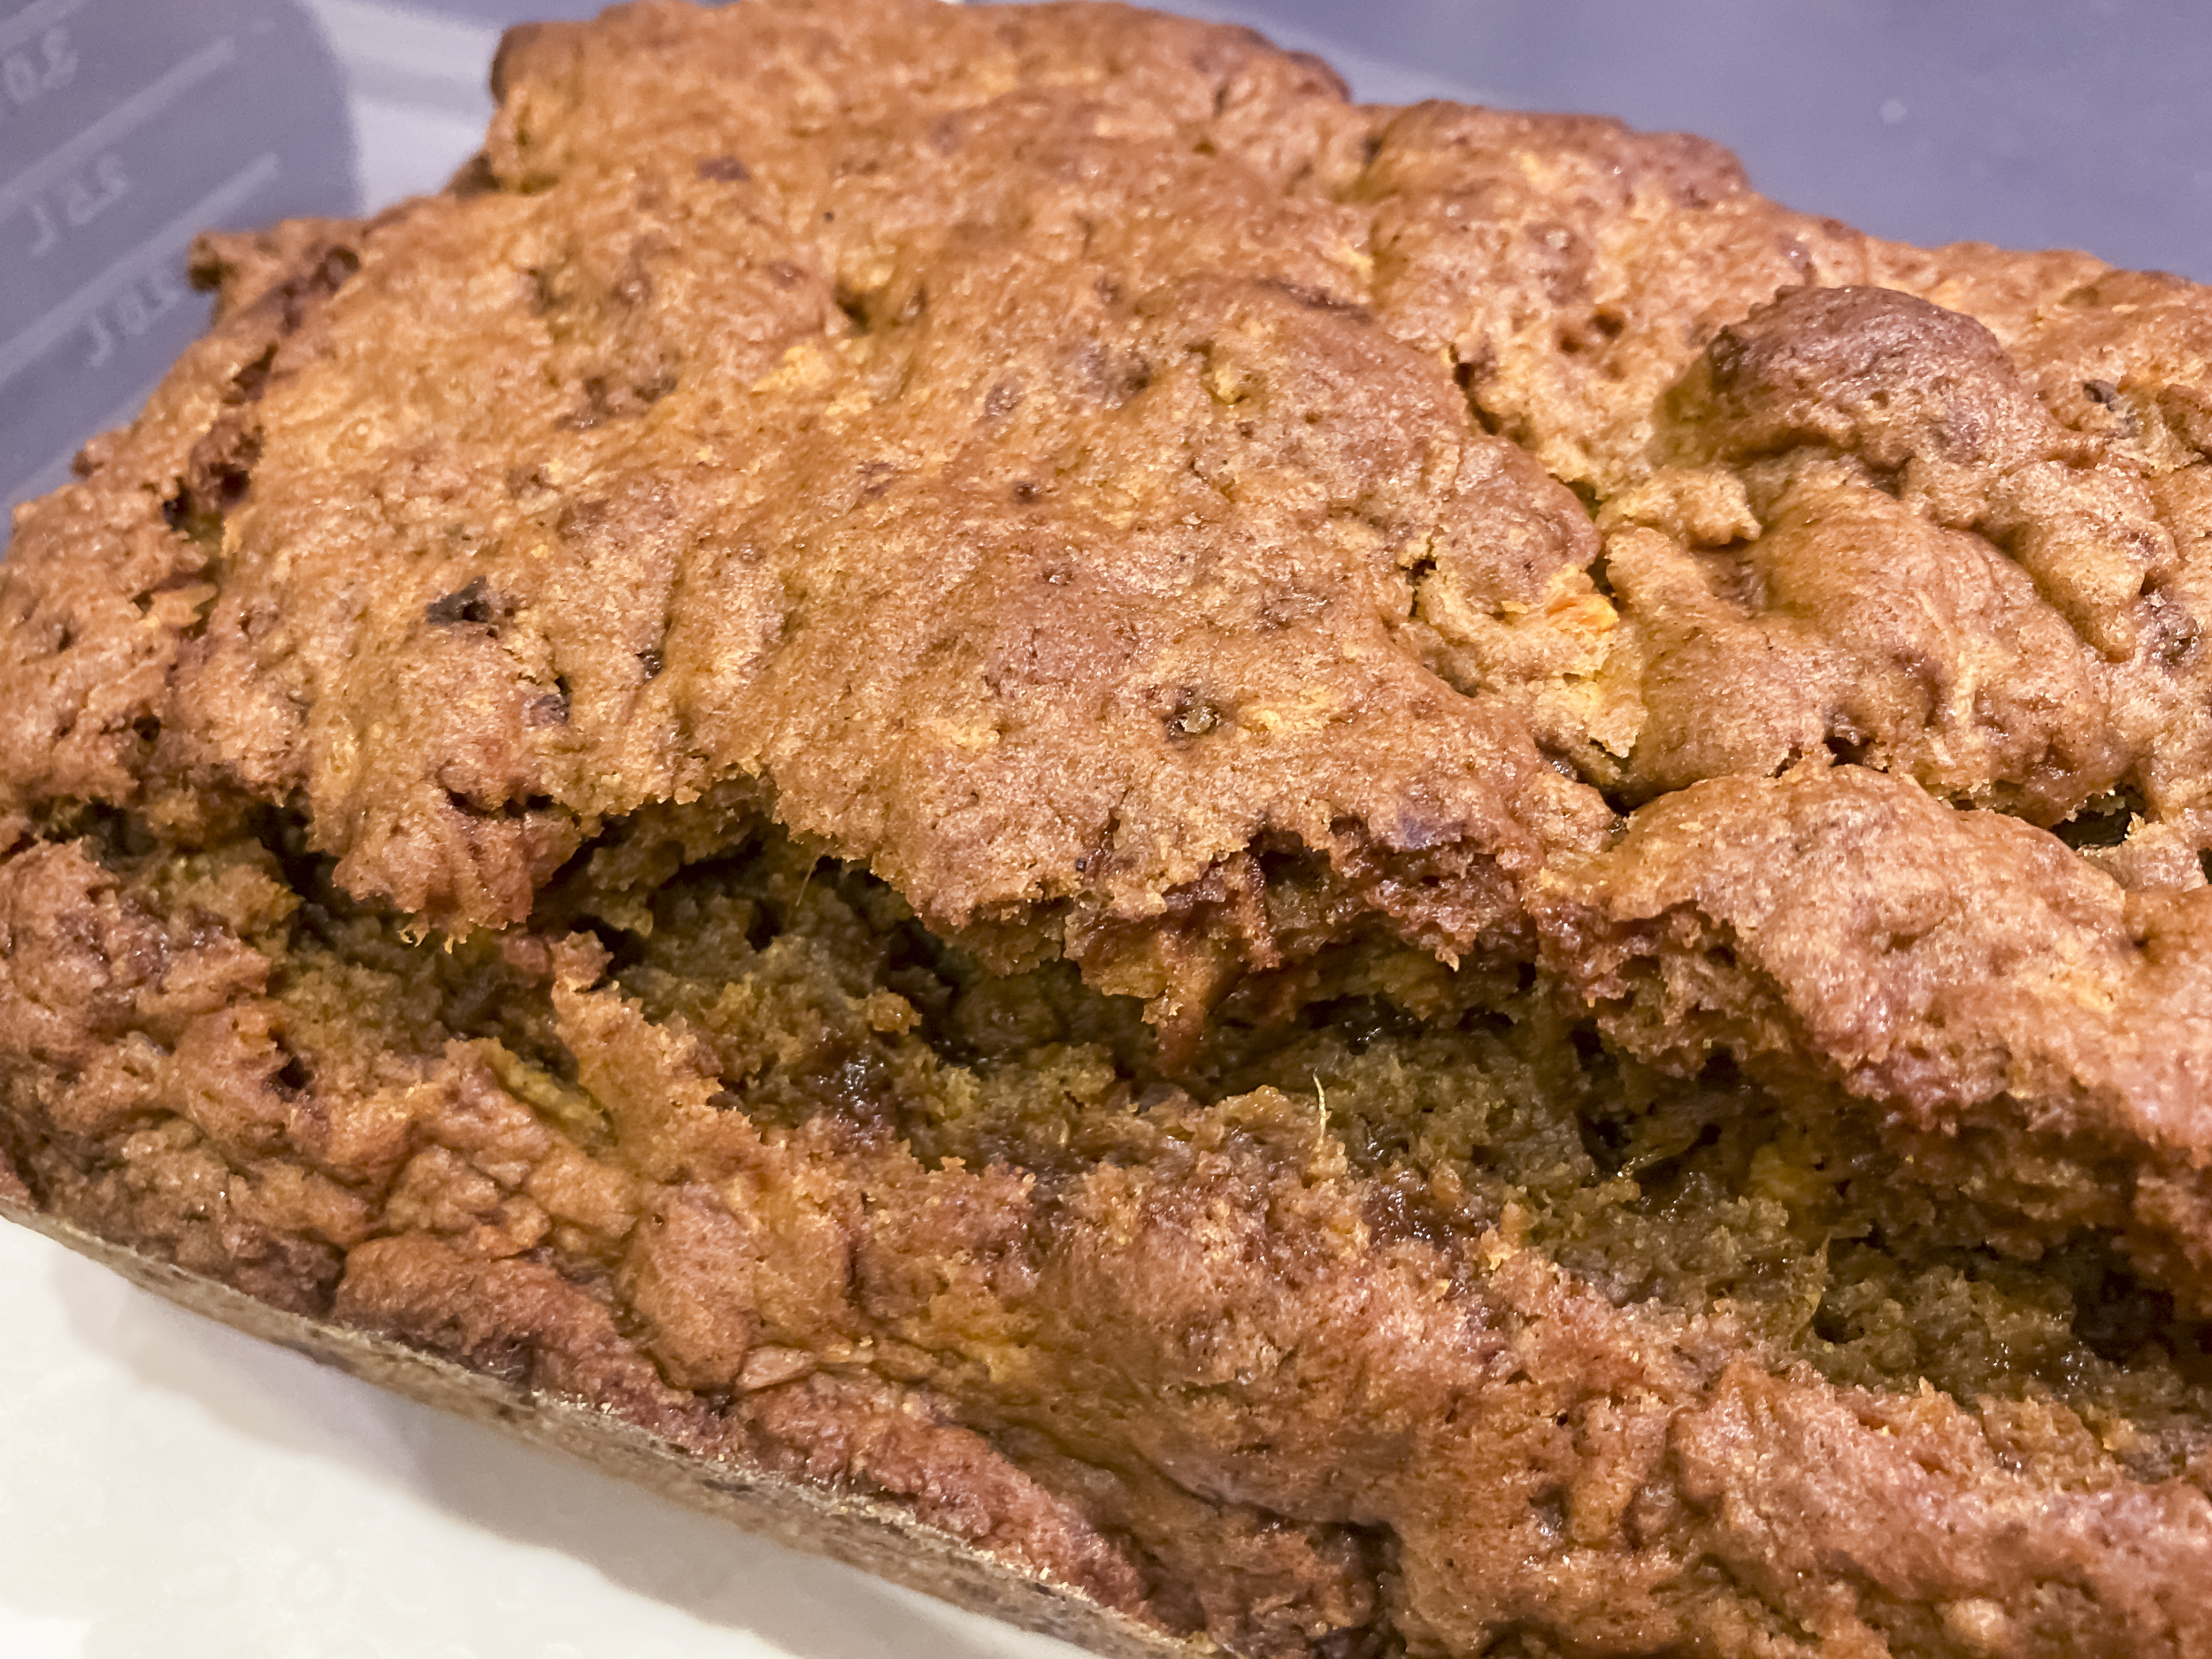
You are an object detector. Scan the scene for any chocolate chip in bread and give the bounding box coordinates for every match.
[5,3,2212,1654]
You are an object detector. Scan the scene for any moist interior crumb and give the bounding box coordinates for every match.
[4,0,2212,1652]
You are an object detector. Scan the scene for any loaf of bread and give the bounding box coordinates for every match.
[4,2,2211,1654]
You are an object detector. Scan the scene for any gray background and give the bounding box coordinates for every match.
[0,3,2207,1656]
[5,0,2208,515]
[0,0,352,514]
[397,0,2212,280]
[1166,0,2212,284]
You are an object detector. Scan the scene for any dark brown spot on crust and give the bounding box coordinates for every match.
[7,10,2212,1656]
[426,579,512,628]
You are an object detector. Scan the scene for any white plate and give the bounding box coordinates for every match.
[0,1225,1086,1659]
[4,1,2203,1654]
[0,7,1079,1654]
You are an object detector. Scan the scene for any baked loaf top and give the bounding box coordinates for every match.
[4,2,2212,1655]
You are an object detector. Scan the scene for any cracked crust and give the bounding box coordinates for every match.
[5,2,2212,1655]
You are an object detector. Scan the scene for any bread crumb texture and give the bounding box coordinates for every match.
[5,2,2212,1654]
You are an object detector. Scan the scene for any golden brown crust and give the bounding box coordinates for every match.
[1,1197,1196,1659]
[4,2,2212,1655]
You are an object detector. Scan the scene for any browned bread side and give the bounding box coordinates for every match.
[0,1194,1193,1659]
[4,2,2212,1655]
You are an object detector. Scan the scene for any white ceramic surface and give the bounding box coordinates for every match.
[4,0,2204,1653]
[0,1225,1088,1659]
[0,7,1089,1655]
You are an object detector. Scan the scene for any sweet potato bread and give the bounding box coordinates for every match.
[5,1,2212,1653]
